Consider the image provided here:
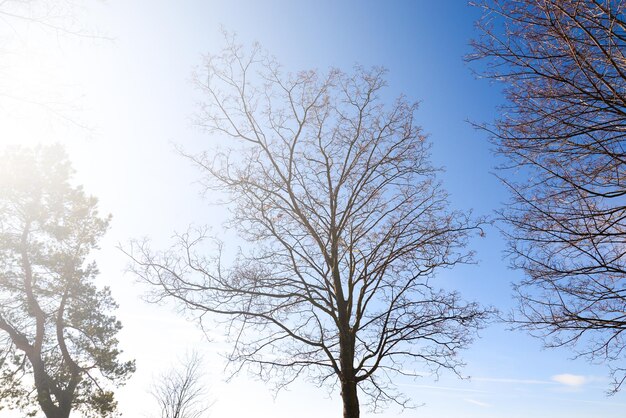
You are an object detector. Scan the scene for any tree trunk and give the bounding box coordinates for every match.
[32,363,72,418]
[340,378,360,418]
[35,387,72,418]
[337,296,359,418]
[40,405,71,418]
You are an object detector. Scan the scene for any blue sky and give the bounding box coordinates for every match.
[1,1,625,417]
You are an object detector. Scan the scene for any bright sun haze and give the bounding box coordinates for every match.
[0,1,625,418]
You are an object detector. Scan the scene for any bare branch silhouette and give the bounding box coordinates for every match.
[151,351,211,418]
[471,0,626,393]
[127,39,490,418]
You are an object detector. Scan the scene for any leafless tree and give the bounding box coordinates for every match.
[470,0,626,393]
[0,0,105,38]
[150,351,211,418]
[126,40,490,418]
[0,0,109,133]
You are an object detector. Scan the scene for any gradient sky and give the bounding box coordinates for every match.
[1,1,625,417]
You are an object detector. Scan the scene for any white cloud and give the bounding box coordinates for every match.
[552,374,587,387]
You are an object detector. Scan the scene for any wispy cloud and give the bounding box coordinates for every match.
[465,398,492,407]
[474,373,595,391]
[400,383,488,394]
[472,377,553,385]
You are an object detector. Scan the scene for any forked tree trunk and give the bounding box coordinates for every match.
[33,365,73,418]
[30,352,74,418]
[36,388,72,418]
[341,378,360,418]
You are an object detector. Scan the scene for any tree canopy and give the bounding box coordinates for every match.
[471,0,626,393]
[127,41,491,418]
[0,145,135,418]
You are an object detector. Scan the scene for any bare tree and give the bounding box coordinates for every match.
[150,351,211,418]
[0,0,106,39]
[470,0,626,393]
[0,145,135,418]
[0,0,109,134]
[126,40,490,418]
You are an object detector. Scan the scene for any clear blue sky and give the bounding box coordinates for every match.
[1,1,625,417]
